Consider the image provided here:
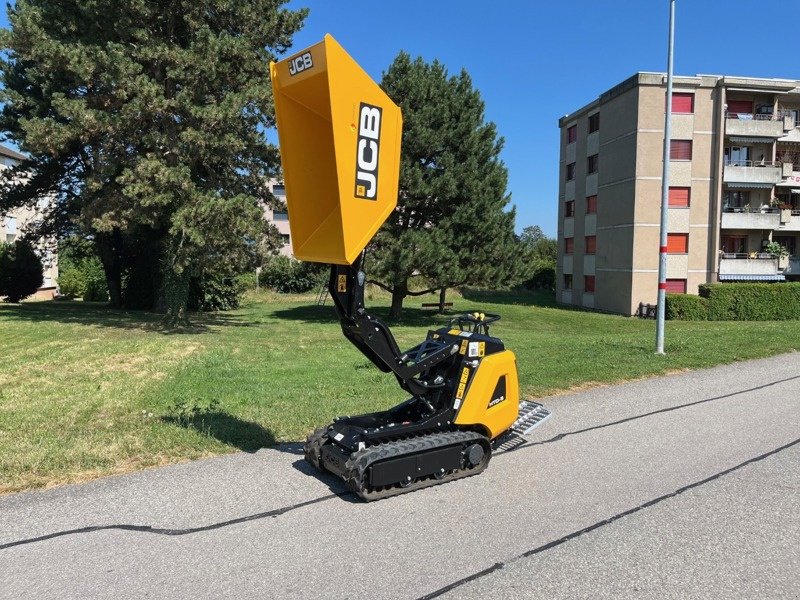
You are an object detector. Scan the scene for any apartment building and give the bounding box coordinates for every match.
[0,143,59,298]
[265,179,294,257]
[557,73,800,315]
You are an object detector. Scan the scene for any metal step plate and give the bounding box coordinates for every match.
[511,400,552,437]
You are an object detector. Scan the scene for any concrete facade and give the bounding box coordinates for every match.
[557,73,800,315]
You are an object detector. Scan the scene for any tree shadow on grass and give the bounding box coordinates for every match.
[161,411,276,453]
[0,300,255,335]
[272,303,456,328]
[460,288,558,308]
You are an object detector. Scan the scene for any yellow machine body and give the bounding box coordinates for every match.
[269,34,403,265]
[454,350,520,440]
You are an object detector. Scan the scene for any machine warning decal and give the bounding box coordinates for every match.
[459,340,468,355]
[468,341,485,358]
[455,366,471,405]
[288,51,313,76]
[354,103,382,200]
[487,376,507,408]
[337,274,347,292]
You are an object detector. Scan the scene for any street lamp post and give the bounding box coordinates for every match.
[656,0,676,355]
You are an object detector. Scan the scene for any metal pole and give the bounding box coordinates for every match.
[656,0,675,355]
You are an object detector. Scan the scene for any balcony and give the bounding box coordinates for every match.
[721,207,780,229]
[723,160,782,186]
[718,254,781,280]
[725,113,786,138]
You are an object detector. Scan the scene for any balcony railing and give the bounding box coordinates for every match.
[723,159,781,168]
[719,252,774,260]
[722,206,780,213]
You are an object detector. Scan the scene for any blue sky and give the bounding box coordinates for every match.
[2,1,796,236]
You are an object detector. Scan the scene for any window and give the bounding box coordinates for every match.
[565,200,575,218]
[587,154,599,174]
[665,279,687,294]
[564,274,573,290]
[670,140,692,160]
[565,237,574,254]
[723,191,750,209]
[773,236,796,257]
[273,210,289,221]
[281,234,290,245]
[727,100,753,118]
[586,195,597,214]
[667,233,689,254]
[588,113,600,133]
[671,93,694,114]
[584,275,595,293]
[567,125,577,144]
[5,216,16,234]
[272,184,286,198]
[724,146,750,166]
[585,236,596,254]
[6,234,15,244]
[668,187,691,207]
[721,235,746,254]
[566,162,576,181]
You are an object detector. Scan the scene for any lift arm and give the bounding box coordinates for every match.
[328,255,458,398]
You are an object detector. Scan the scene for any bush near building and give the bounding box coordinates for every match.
[259,256,326,293]
[0,240,44,302]
[697,283,800,321]
[665,293,709,321]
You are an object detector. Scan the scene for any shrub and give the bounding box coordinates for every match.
[259,255,326,293]
[0,240,44,302]
[188,273,245,311]
[57,236,109,301]
[699,282,800,321]
[665,293,708,320]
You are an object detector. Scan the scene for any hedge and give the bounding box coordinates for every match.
[665,293,708,320]
[698,282,800,321]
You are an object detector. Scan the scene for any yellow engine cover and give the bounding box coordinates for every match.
[454,350,520,440]
[269,34,403,265]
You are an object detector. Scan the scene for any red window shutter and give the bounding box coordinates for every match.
[565,200,575,217]
[670,140,692,160]
[668,187,691,207]
[567,125,577,143]
[586,195,597,213]
[665,279,687,294]
[565,237,574,253]
[584,276,595,293]
[672,93,694,113]
[667,233,689,253]
[585,236,596,254]
[727,100,753,116]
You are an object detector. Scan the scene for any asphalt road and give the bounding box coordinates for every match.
[2,352,799,599]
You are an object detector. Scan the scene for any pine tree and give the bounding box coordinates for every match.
[0,0,306,321]
[371,52,527,317]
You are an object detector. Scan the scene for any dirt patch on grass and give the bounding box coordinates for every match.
[526,368,693,400]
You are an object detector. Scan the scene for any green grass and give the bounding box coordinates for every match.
[1,289,798,493]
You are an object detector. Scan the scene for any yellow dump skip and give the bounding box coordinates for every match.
[270,34,403,265]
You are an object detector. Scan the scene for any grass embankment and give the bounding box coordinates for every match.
[1,289,798,493]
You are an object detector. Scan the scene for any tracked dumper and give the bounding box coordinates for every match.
[270,35,549,501]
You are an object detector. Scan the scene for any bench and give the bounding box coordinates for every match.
[421,302,453,311]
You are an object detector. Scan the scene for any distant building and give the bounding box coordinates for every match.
[265,179,293,257]
[557,73,800,315]
[0,143,59,299]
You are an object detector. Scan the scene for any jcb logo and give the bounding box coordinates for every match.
[354,103,382,200]
[288,52,313,76]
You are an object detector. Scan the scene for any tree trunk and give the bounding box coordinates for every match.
[438,287,447,314]
[389,281,407,319]
[95,230,123,308]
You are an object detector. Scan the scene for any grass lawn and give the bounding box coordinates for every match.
[1,289,798,494]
